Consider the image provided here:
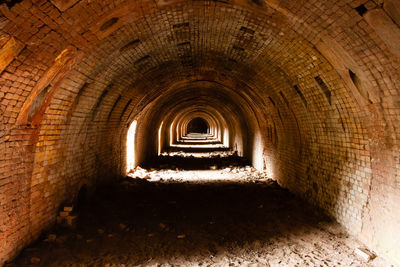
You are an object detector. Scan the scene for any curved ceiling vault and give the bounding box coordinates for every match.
[0,0,399,265]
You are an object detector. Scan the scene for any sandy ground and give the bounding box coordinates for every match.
[8,170,393,267]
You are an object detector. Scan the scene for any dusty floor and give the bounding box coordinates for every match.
[8,170,392,267]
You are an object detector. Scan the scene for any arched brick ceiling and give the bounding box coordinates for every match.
[1,0,400,265]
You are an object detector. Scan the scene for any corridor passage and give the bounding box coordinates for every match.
[1,0,400,265]
[8,170,390,267]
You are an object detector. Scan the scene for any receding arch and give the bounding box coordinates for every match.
[186,117,209,134]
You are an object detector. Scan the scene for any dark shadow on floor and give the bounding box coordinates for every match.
[150,155,250,170]
[9,178,347,267]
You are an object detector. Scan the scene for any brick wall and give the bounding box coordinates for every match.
[0,0,399,265]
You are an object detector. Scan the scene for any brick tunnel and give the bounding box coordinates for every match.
[0,0,400,266]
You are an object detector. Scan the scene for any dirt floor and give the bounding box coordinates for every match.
[8,170,393,267]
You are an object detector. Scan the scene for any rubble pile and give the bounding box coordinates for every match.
[56,205,77,228]
[127,166,160,179]
[222,166,270,179]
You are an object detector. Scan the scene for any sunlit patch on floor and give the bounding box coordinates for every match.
[127,167,266,181]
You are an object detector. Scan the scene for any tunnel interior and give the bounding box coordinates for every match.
[187,117,209,134]
[0,0,400,265]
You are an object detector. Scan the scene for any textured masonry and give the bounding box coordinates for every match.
[0,0,399,265]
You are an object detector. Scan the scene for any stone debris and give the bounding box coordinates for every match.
[9,172,394,267]
[128,166,153,179]
[63,206,73,212]
[59,211,69,217]
[223,166,269,179]
[56,205,77,228]
[355,247,376,262]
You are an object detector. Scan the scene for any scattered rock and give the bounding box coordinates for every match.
[128,166,151,179]
[56,205,78,228]
[59,211,69,217]
[355,247,376,262]
[63,206,74,212]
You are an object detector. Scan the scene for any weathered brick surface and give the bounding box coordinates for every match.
[0,0,399,265]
